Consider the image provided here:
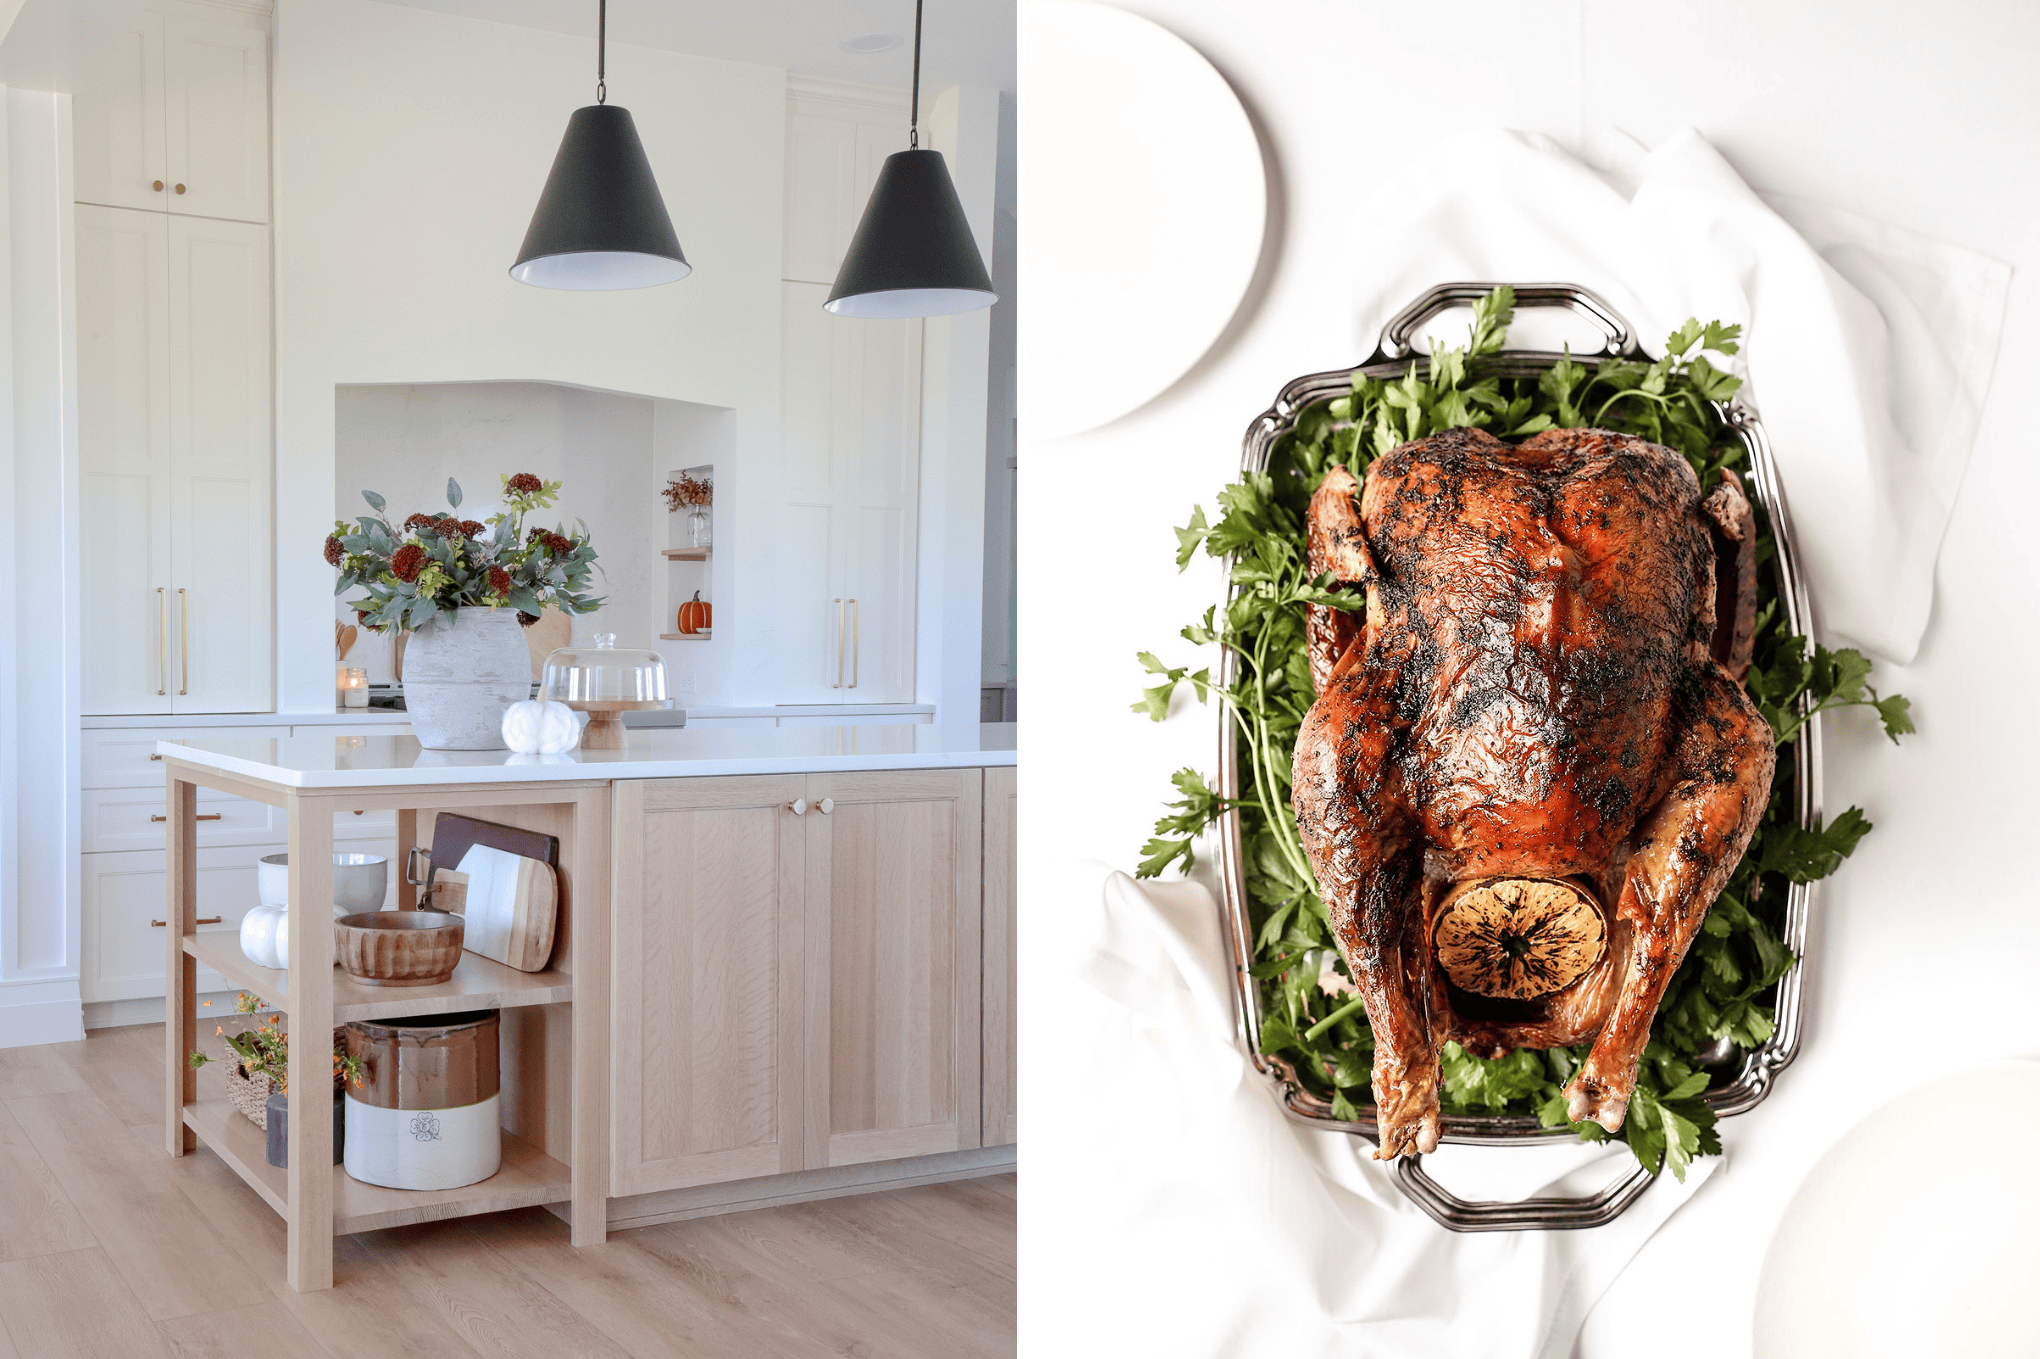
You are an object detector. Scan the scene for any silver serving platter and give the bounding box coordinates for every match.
[1215,283,1821,1231]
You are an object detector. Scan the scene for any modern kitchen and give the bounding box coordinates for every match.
[0,0,1016,1349]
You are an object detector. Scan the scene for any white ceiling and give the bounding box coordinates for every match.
[377,0,1015,94]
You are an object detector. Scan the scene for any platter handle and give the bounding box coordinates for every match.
[1393,1151,1656,1231]
[1375,282,1636,362]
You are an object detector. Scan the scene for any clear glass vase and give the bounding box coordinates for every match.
[687,506,712,548]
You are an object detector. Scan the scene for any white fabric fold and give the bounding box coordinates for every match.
[1347,127,2010,663]
[1046,865,1714,1359]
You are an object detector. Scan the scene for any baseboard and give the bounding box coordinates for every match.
[548,1144,1019,1233]
[83,988,245,1032]
[0,995,85,1048]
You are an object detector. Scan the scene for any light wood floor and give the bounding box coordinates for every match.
[0,1023,1015,1359]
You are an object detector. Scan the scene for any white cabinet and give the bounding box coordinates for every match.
[76,206,272,715]
[782,89,907,286]
[775,281,922,704]
[74,11,270,224]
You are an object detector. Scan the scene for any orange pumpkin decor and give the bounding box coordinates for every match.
[677,591,712,635]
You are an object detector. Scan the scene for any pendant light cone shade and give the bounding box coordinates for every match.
[511,104,689,290]
[825,148,996,318]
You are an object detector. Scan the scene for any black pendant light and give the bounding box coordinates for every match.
[511,0,689,290]
[825,0,996,318]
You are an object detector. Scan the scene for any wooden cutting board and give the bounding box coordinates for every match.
[421,814,559,972]
[448,844,557,973]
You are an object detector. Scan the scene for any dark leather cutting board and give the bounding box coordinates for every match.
[425,813,558,893]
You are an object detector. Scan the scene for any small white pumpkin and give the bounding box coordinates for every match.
[240,904,284,969]
[502,699,580,755]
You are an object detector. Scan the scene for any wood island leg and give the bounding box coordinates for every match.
[165,770,198,1156]
[569,788,611,1246]
[285,793,336,1292]
[396,807,418,908]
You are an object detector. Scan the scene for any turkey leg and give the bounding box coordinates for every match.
[1563,663,1775,1130]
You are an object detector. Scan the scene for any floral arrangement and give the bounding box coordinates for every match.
[661,474,713,511]
[189,992,362,1095]
[325,473,604,633]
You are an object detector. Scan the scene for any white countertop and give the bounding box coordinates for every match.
[159,723,1014,789]
[85,702,936,730]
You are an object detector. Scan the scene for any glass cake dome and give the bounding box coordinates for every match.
[539,634,671,748]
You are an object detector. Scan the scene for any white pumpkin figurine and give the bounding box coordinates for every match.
[501,698,579,755]
[240,905,283,968]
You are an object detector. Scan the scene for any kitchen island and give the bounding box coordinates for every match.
[158,724,1017,1292]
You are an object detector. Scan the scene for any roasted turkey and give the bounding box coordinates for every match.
[1292,426,1775,1159]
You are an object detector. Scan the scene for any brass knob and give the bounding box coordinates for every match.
[789,798,808,816]
[174,183,186,194]
[819,798,834,815]
[152,180,164,191]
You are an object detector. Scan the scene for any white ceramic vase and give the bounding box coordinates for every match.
[402,608,529,750]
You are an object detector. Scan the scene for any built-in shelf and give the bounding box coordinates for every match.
[183,1098,571,1234]
[183,929,573,1023]
[661,548,711,561]
[658,631,713,641]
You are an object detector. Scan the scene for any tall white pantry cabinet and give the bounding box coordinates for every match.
[74,2,273,716]
[72,1,281,1012]
[776,82,923,705]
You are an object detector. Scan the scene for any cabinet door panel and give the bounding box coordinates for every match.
[983,766,1017,1146]
[81,845,260,1003]
[168,216,271,713]
[806,769,981,1167]
[76,207,173,714]
[162,17,270,224]
[611,777,807,1196]
[72,17,167,214]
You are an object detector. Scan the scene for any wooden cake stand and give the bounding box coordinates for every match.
[564,699,669,750]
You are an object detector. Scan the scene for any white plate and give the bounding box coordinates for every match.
[1755,1061,2040,1358]
[1021,1,1265,439]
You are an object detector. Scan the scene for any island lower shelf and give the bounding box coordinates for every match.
[183,1098,571,1234]
[184,928,573,1023]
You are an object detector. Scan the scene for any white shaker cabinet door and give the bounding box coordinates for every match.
[162,16,270,224]
[72,17,168,214]
[76,206,175,714]
[168,215,272,713]
[775,281,922,705]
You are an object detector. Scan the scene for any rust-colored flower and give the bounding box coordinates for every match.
[488,566,512,596]
[403,512,436,533]
[516,611,540,627]
[506,472,543,496]
[459,519,485,538]
[323,534,343,567]
[432,516,464,541]
[543,532,574,555]
[391,543,426,583]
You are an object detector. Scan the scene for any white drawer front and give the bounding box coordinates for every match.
[83,786,284,853]
[83,725,289,788]
[774,713,933,728]
[82,846,263,1003]
[680,716,778,730]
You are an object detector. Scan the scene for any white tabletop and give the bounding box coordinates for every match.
[159,723,1016,789]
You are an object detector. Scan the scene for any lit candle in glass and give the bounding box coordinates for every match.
[338,666,368,708]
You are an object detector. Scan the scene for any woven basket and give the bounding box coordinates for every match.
[224,1062,276,1129]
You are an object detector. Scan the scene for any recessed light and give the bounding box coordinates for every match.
[838,32,903,54]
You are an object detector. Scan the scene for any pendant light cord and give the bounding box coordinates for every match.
[596,0,607,104]
[908,0,922,148]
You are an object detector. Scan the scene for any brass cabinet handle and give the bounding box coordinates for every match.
[818,797,834,815]
[152,917,220,927]
[831,599,845,689]
[174,183,186,194]
[153,180,164,191]
[178,588,189,696]
[848,599,859,689]
[149,753,164,761]
[157,588,168,695]
[152,813,222,822]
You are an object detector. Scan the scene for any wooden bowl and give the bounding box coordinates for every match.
[335,910,464,987]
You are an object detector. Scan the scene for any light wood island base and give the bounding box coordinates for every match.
[157,725,1016,1293]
